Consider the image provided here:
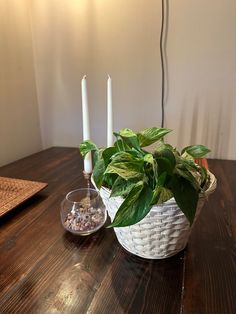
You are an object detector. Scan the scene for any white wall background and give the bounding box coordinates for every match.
[166,0,236,159]
[1,0,236,166]
[0,0,42,166]
[30,0,162,149]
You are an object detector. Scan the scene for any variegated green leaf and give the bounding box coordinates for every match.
[137,127,172,147]
[79,140,98,157]
[118,128,140,149]
[170,175,199,225]
[102,147,118,167]
[105,161,143,180]
[93,159,105,189]
[151,186,173,205]
[108,182,153,227]
[154,148,176,175]
[182,145,210,158]
[110,176,136,197]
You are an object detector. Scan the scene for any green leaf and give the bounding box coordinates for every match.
[108,182,153,227]
[93,159,105,189]
[180,158,199,172]
[79,140,98,157]
[130,148,144,158]
[182,145,211,158]
[119,128,136,138]
[154,148,176,175]
[151,186,173,205]
[157,172,167,186]
[142,154,156,189]
[114,139,130,151]
[144,153,154,165]
[103,173,118,188]
[105,161,143,180]
[93,148,104,165]
[118,128,140,150]
[110,176,135,197]
[170,175,199,225]
[102,147,117,167]
[155,141,175,152]
[175,167,200,190]
[111,151,138,163]
[137,127,172,147]
[181,151,194,161]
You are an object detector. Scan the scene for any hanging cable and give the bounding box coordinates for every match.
[160,0,165,128]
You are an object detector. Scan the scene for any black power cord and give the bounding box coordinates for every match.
[160,0,165,128]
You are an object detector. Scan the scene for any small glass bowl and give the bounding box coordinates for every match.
[61,188,107,235]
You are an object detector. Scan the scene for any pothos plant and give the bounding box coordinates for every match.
[79,127,210,228]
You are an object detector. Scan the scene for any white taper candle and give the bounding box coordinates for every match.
[81,75,92,173]
[107,75,113,147]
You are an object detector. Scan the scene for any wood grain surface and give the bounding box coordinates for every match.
[0,148,235,314]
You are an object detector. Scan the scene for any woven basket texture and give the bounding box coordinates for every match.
[99,171,217,259]
[0,177,47,217]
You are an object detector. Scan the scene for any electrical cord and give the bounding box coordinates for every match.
[160,0,165,128]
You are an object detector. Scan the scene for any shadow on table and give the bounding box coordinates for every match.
[0,194,48,227]
[62,225,110,252]
[62,214,112,253]
[110,246,185,313]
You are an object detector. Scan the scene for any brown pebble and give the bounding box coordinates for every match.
[64,205,105,233]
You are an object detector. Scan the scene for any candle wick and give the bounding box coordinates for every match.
[83,75,86,79]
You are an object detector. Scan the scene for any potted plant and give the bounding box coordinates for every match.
[80,127,216,259]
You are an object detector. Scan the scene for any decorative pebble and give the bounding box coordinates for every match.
[64,203,105,233]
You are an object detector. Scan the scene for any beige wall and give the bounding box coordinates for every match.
[1,1,236,165]
[30,0,162,149]
[0,0,42,167]
[30,0,236,159]
[166,0,236,160]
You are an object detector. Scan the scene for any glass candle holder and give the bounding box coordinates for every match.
[61,188,107,236]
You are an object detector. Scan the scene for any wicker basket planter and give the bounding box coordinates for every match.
[81,127,217,259]
[99,171,217,259]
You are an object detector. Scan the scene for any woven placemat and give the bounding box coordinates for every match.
[0,176,48,217]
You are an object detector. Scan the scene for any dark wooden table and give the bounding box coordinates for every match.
[0,147,235,314]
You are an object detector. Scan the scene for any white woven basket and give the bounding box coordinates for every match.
[99,171,217,259]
